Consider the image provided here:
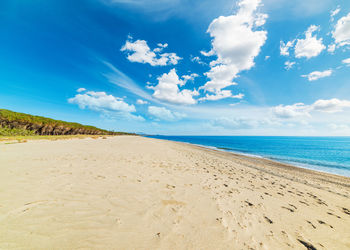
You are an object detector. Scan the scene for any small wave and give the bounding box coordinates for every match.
[268,156,350,171]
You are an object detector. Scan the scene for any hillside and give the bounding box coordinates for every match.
[0,109,128,136]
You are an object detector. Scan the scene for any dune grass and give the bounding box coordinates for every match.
[0,109,133,136]
[0,126,36,136]
[0,109,105,131]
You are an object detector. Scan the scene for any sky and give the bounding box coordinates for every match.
[1,0,350,135]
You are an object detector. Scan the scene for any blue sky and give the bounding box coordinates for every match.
[1,0,350,135]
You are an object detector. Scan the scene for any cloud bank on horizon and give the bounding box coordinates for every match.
[2,0,350,135]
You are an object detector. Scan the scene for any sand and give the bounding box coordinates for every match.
[0,136,349,249]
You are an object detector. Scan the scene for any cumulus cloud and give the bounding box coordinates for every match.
[312,98,350,113]
[77,88,86,93]
[121,38,181,66]
[201,64,238,93]
[284,61,295,70]
[136,99,148,105]
[342,58,350,66]
[294,25,326,59]
[182,73,199,82]
[280,40,294,56]
[273,98,350,118]
[301,69,332,81]
[148,69,199,105]
[200,0,267,101]
[332,12,350,46]
[148,106,186,121]
[68,90,144,121]
[69,90,135,112]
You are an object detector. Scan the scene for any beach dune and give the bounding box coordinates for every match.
[0,136,349,249]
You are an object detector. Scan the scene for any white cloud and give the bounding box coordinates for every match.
[148,106,186,121]
[155,43,168,52]
[294,25,325,59]
[273,103,310,118]
[136,99,148,105]
[327,44,336,53]
[199,91,244,101]
[68,90,144,121]
[200,50,215,57]
[284,61,295,70]
[68,91,135,113]
[280,40,294,56]
[273,98,350,118]
[255,13,268,26]
[148,69,199,105]
[182,73,199,82]
[265,55,270,60]
[332,12,350,46]
[121,38,181,66]
[331,7,341,18]
[200,0,267,101]
[330,7,341,22]
[312,98,350,113]
[201,64,238,93]
[342,58,350,66]
[301,69,332,81]
[190,55,206,65]
[77,88,86,93]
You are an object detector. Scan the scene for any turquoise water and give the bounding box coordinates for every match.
[146,136,350,177]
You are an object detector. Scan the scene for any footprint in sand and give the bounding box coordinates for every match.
[245,201,254,207]
[297,239,317,250]
[264,216,273,224]
[327,212,341,219]
[318,220,333,229]
[306,220,316,229]
[299,200,309,206]
[281,206,294,213]
[341,207,350,215]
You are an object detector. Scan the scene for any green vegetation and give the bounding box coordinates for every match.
[0,109,131,136]
[0,126,36,136]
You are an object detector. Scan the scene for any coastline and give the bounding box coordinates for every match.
[174,139,350,187]
[1,136,349,249]
[146,135,350,179]
[150,137,350,192]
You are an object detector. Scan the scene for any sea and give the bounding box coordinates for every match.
[146,136,350,177]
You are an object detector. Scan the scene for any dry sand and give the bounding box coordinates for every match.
[0,136,349,249]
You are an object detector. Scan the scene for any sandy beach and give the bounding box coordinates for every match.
[0,136,349,249]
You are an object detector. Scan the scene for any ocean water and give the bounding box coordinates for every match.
[146,136,350,177]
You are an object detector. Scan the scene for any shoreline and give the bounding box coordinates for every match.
[168,138,350,191]
[1,136,350,249]
[145,136,350,179]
